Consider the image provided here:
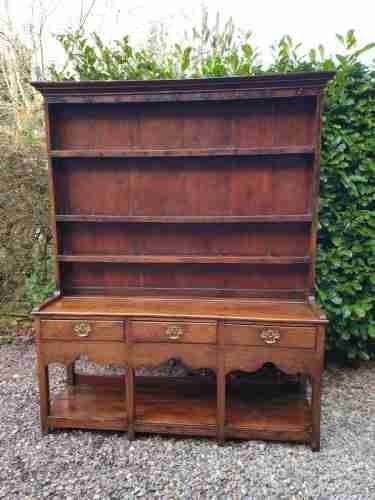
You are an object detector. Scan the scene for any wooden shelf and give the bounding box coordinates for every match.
[56,214,313,224]
[48,375,310,442]
[59,286,307,300]
[50,146,315,158]
[58,254,310,265]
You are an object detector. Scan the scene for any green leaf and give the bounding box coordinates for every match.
[331,295,343,305]
[353,43,375,58]
[368,323,375,339]
[336,34,345,45]
[353,305,367,318]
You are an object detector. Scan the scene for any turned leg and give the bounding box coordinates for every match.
[66,361,76,385]
[310,375,321,451]
[38,363,50,435]
[217,363,225,444]
[126,366,135,441]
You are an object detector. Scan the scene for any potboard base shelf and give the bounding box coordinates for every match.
[48,375,310,442]
[49,376,127,431]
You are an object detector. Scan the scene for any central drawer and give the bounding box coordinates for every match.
[130,319,217,344]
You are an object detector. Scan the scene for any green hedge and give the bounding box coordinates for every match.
[318,62,375,360]
[46,27,375,360]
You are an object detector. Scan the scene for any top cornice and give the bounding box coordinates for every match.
[31,71,335,103]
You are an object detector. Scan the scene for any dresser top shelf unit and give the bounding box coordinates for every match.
[32,72,334,303]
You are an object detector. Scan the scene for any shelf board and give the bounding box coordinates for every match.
[58,254,310,265]
[56,214,313,224]
[64,286,306,300]
[49,377,127,431]
[48,375,310,442]
[50,146,314,158]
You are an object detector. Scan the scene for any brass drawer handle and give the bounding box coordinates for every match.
[73,322,92,338]
[166,324,184,340]
[260,328,281,345]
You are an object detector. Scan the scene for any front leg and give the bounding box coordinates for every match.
[38,363,50,435]
[310,374,321,451]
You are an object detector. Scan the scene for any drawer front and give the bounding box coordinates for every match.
[130,320,217,344]
[222,323,316,349]
[40,320,124,341]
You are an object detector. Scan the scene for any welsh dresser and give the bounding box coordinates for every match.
[31,72,334,450]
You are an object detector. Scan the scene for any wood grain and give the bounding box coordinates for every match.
[50,146,314,157]
[56,214,313,223]
[58,255,310,265]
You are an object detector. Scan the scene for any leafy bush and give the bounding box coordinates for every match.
[317,61,375,360]
[0,140,52,311]
[0,36,53,313]
[2,13,375,360]
[24,255,55,309]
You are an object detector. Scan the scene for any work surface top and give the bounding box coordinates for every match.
[36,296,327,324]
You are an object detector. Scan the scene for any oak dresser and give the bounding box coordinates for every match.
[31,72,334,450]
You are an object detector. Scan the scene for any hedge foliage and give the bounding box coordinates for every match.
[0,37,54,312]
[0,141,53,308]
[3,15,375,360]
[318,62,375,360]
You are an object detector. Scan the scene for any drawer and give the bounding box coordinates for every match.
[222,323,316,349]
[40,320,124,341]
[130,320,217,344]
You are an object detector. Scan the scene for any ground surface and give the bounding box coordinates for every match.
[1,339,375,500]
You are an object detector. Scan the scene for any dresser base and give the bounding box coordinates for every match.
[47,374,311,444]
[35,296,325,450]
